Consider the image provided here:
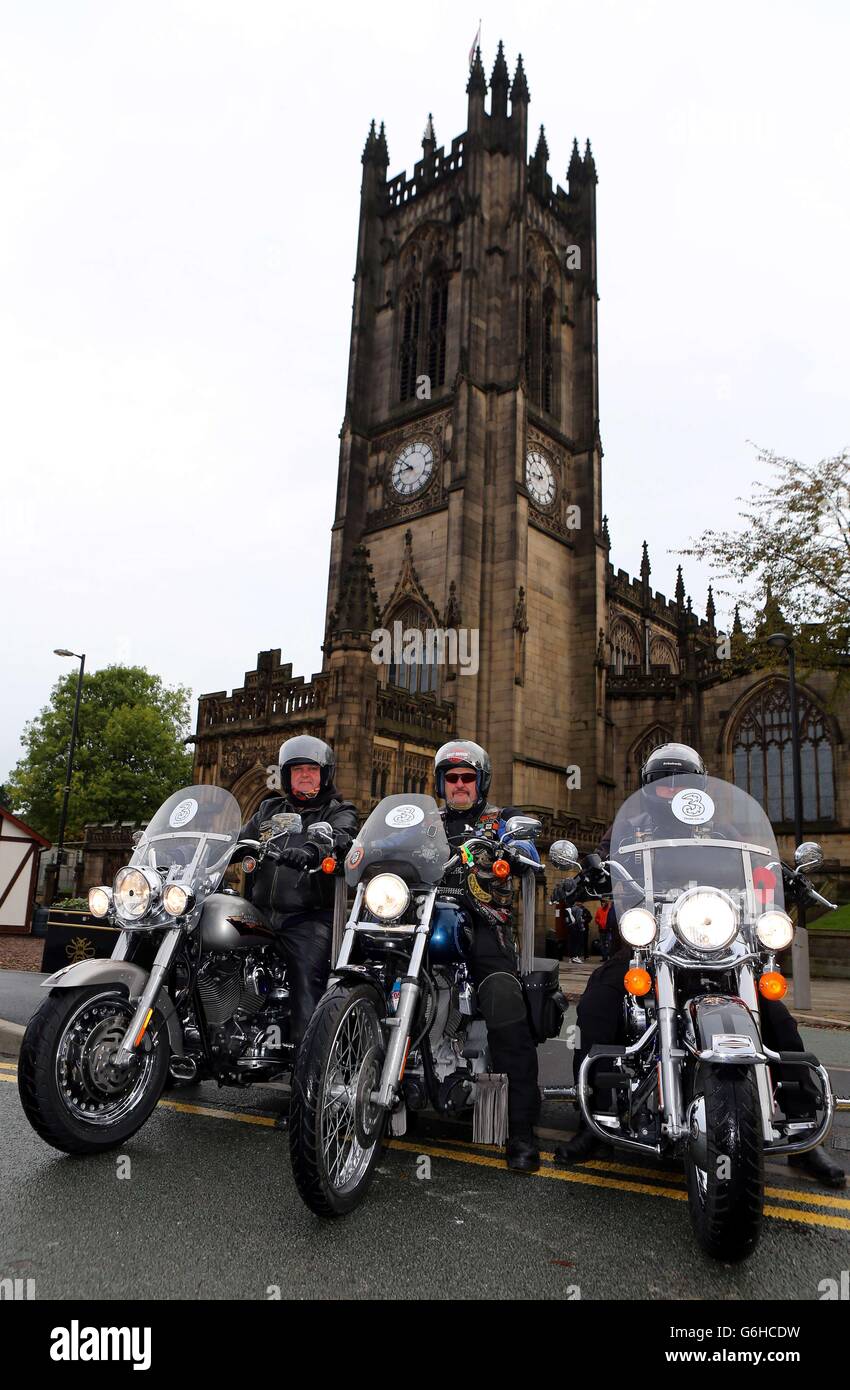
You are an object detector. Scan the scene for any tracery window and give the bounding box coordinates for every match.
[386,600,438,695]
[732,682,835,821]
[610,618,641,675]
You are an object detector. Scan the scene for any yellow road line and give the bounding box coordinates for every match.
[386,1139,850,1230]
[417,1134,850,1213]
[5,1064,848,1228]
[156,1098,277,1127]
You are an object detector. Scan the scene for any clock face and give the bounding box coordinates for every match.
[391,440,435,498]
[525,448,556,508]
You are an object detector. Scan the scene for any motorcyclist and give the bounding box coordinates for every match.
[240,736,358,1046]
[434,739,542,1174]
[553,742,845,1188]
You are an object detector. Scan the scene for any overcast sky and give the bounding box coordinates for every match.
[1,0,848,782]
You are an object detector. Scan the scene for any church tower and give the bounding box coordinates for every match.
[325,43,608,823]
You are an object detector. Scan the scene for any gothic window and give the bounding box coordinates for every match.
[542,292,555,414]
[426,272,448,388]
[609,618,641,675]
[525,285,540,405]
[386,600,438,695]
[399,286,421,402]
[626,725,674,792]
[649,636,678,673]
[731,682,836,822]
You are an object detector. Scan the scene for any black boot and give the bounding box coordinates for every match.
[506,1129,540,1173]
[788,1146,847,1189]
[554,1117,603,1166]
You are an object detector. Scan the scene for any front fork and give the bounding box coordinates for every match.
[374,892,436,1110]
[657,960,780,1144]
[115,927,182,1063]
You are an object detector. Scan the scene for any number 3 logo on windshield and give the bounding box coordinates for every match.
[671,789,716,825]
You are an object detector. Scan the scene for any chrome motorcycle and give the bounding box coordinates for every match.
[18,784,339,1153]
[548,773,849,1261]
[289,793,563,1217]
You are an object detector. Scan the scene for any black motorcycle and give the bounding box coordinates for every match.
[289,793,565,1217]
[18,784,338,1154]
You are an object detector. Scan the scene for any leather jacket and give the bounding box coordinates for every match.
[241,786,358,920]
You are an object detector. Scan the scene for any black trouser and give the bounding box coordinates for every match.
[574,946,811,1112]
[466,923,540,1135]
[567,918,587,959]
[270,911,333,1047]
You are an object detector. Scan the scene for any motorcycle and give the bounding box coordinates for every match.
[547,772,849,1261]
[18,784,339,1154]
[289,792,565,1217]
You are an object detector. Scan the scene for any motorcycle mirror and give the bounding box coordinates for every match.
[271,812,303,836]
[795,841,824,872]
[548,839,580,870]
[504,815,542,841]
[306,820,334,846]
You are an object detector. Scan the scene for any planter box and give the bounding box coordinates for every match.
[41,908,121,974]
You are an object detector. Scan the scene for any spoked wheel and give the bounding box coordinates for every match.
[17,986,170,1154]
[289,982,388,1217]
[684,1064,764,1262]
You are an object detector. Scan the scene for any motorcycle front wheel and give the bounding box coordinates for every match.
[684,1064,764,1262]
[289,982,388,1217]
[17,985,170,1154]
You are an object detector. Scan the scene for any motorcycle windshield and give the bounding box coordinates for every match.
[129,784,243,892]
[345,794,450,888]
[610,775,783,918]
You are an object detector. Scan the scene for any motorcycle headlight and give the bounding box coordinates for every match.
[756,909,794,952]
[163,883,194,917]
[364,873,410,922]
[672,887,738,951]
[88,886,111,918]
[619,907,657,947]
[113,866,160,922]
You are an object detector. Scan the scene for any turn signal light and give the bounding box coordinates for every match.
[759,970,787,1000]
[493,858,511,879]
[624,967,652,997]
[321,856,336,874]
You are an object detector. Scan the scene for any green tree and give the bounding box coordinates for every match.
[6,665,194,840]
[679,447,850,666]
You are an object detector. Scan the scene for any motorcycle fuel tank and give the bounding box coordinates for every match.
[199,894,276,951]
[428,902,470,964]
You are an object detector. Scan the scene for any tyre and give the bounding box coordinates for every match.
[684,1064,764,1262]
[289,982,388,1217]
[17,985,171,1155]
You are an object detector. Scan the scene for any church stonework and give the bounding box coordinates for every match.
[191,44,849,900]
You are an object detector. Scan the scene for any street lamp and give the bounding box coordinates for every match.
[765,631,811,1009]
[51,648,86,904]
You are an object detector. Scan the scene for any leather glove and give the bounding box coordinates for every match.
[275,845,319,872]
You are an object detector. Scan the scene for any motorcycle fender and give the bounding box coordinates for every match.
[688,995,761,1064]
[327,965,386,1004]
[43,958,184,1055]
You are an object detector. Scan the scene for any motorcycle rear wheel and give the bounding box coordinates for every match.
[684,1064,764,1262]
[289,982,387,1217]
[17,985,170,1154]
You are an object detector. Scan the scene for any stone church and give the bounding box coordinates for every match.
[190,44,847,888]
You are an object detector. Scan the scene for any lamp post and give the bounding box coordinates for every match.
[765,631,811,1010]
[50,649,86,904]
